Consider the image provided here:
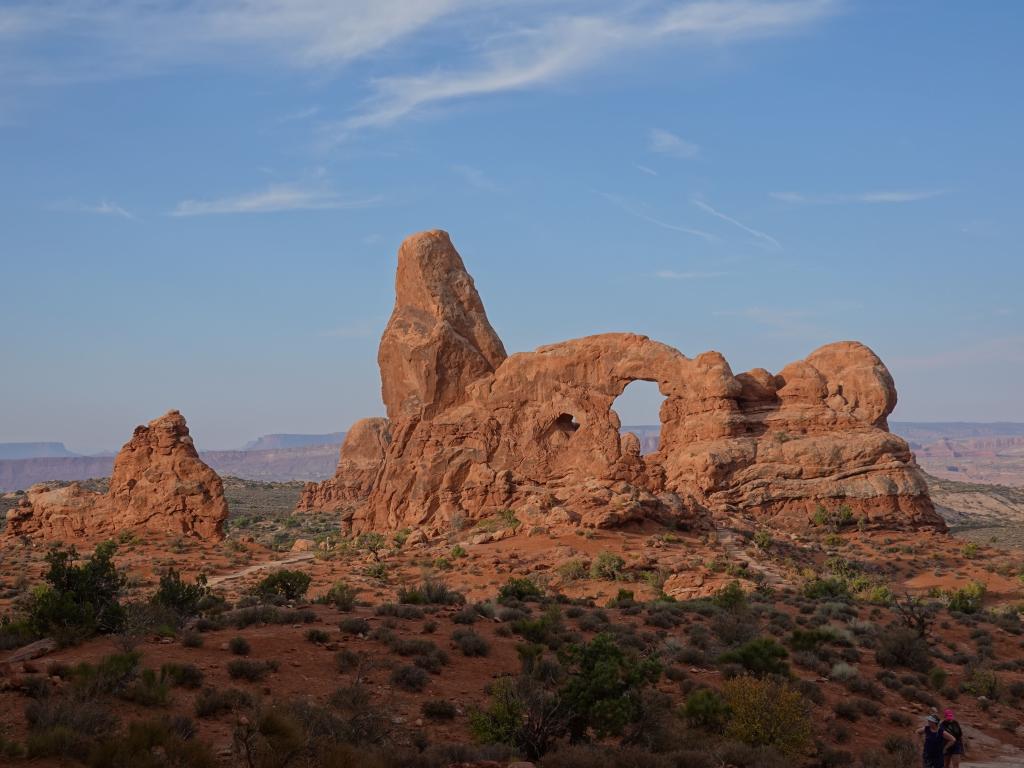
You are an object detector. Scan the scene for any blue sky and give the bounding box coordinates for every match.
[1,1,1021,453]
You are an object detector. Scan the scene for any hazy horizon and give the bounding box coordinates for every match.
[2,1,1022,453]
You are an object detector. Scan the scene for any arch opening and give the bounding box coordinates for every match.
[611,380,664,455]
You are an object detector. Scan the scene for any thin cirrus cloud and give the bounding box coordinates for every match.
[169,183,382,217]
[2,2,839,133]
[51,199,134,219]
[770,189,946,204]
[332,1,838,137]
[693,199,780,249]
[599,191,716,241]
[649,128,699,159]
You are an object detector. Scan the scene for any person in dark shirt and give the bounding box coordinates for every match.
[941,708,964,767]
[919,714,955,768]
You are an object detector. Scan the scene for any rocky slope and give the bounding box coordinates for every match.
[299,229,942,534]
[4,411,227,540]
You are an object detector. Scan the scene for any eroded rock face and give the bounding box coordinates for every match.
[296,417,391,522]
[299,230,943,533]
[5,411,228,540]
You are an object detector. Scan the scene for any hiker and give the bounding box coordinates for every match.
[919,714,955,768]
[941,708,965,767]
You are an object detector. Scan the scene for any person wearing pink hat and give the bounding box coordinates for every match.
[941,708,964,767]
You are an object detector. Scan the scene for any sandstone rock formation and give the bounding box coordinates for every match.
[5,411,227,540]
[298,230,943,534]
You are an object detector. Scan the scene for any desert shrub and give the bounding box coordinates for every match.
[421,700,457,720]
[471,675,565,760]
[453,627,490,657]
[195,686,252,717]
[253,569,312,602]
[830,662,858,682]
[333,648,366,674]
[357,531,388,561]
[499,577,544,602]
[151,568,210,619]
[322,581,359,611]
[753,530,773,551]
[161,662,204,689]
[789,626,836,652]
[714,581,748,611]
[453,605,480,624]
[717,637,789,677]
[812,504,854,530]
[722,675,811,758]
[375,602,424,619]
[833,699,860,721]
[228,636,251,655]
[227,659,278,681]
[181,630,204,648]
[558,559,588,582]
[306,628,330,644]
[559,632,661,741]
[948,581,986,614]
[25,698,113,758]
[962,667,999,698]
[929,667,948,690]
[590,552,626,581]
[684,688,729,731]
[339,617,370,635]
[27,540,125,643]
[875,627,931,673]
[70,651,140,697]
[391,664,429,692]
[86,717,217,768]
[803,577,850,600]
[121,668,171,707]
[512,605,566,648]
[398,579,465,606]
[711,610,758,647]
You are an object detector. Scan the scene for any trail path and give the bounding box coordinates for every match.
[207,551,315,588]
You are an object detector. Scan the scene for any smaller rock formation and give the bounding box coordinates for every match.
[296,417,390,529]
[4,411,227,540]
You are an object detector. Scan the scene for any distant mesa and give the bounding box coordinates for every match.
[5,410,227,541]
[299,229,945,534]
[0,443,79,460]
[242,432,346,451]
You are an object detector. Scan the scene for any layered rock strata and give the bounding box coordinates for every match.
[5,411,227,540]
[298,230,943,534]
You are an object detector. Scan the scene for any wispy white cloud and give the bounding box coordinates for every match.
[330,1,838,136]
[452,164,500,192]
[656,269,727,279]
[771,189,946,204]
[633,164,659,176]
[693,198,780,249]
[51,199,134,219]
[600,191,716,241]
[649,128,699,159]
[170,183,381,217]
[2,1,838,134]
[714,306,817,335]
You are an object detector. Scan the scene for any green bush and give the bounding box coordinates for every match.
[470,675,564,760]
[718,637,789,677]
[453,628,490,657]
[226,659,278,681]
[948,581,986,614]
[713,581,748,611]
[253,570,312,602]
[875,627,931,673]
[305,628,330,644]
[557,559,588,581]
[499,577,544,602]
[422,699,457,720]
[391,664,429,692]
[27,541,125,643]
[789,627,836,652]
[194,686,252,718]
[398,579,465,606]
[559,632,661,741]
[322,581,359,611]
[161,662,204,689]
[151,568,210,618]
[228,636,250,655]
[589,552,625,581]
[684,688,730,731]
[86,717,217,768]
[339,617,370,635]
